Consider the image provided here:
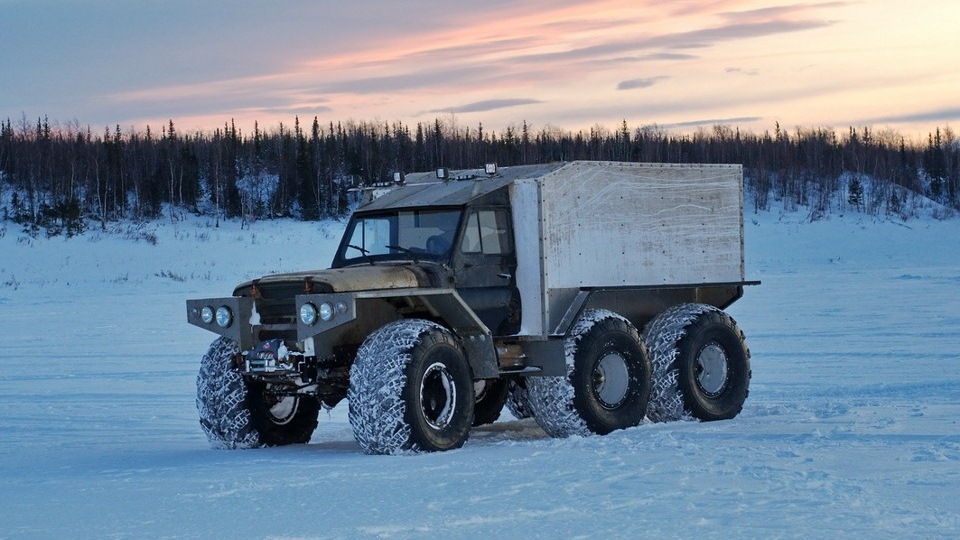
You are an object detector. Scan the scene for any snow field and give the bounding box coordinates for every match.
[0,209,958,539]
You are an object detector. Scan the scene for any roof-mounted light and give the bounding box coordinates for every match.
[485,163,498,175]
[436,167,449,180]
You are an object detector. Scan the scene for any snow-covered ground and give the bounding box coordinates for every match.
[1,208,958,539]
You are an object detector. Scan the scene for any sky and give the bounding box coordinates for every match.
[2,0,959,140]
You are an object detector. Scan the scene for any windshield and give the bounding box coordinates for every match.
[336,208,462,265]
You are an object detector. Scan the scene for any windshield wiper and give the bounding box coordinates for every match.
[385,245,420,264]
[347,244,374,266]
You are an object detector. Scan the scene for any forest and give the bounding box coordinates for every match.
[0,114,958,237]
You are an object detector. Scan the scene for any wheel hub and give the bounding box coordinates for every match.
[593,352,630,409]
[473,379,489,399]
[266,395,299,425]
[695,342,729,396]
[420,362,456,429]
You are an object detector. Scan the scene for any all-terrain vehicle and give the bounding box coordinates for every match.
[187,161,756,453]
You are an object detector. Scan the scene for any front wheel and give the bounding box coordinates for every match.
[196,337,319,449]
[348,319,475,454]
[473,378,509,426]
[246,381,320,446]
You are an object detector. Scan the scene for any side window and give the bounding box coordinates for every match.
[462,209,512,255]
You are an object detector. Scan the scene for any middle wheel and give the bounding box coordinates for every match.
[527,309,652,437]
[348,319,475,454]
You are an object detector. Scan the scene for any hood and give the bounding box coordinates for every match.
[243,264,427,295]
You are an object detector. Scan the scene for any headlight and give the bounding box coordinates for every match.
[200,306,215,324]
[215,306,233,328]
[319,302,335,322]
[300,303,318,326]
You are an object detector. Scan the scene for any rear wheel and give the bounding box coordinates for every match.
[643,304,751,422]
[348,319,474,454]
[527,309,652,437]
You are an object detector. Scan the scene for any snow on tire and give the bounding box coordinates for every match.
[504,378,533,420]
[348,319,474,454]
[245,380,320,447]
[642,303,751,422]
[473,378,509,426]
[527,309,651,438]
[196,337,261,449]
[196,337,319,449]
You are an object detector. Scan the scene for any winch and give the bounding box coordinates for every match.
[244,338,301,374]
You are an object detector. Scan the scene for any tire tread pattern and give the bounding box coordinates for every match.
[348,319,449,454]
[196,337,262,449]
[527,309,646,437]
[504,379,533,420]
[642,303,750,422]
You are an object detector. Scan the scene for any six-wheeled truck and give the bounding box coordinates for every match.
[187,161,757,454]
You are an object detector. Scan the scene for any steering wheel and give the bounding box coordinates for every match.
[426,235,450,254]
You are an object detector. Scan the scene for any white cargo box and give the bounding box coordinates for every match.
[510,161,745,336]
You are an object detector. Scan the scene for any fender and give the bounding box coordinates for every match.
[298,288,498,379]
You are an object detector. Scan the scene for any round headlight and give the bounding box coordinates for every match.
[318,302,335,322]
[215,306,233,328]
[200,306,215,324]
[300,303,318,326]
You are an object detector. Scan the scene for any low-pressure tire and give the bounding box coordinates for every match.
[473,378,509,426]
[348,319,474,454]
[196,337,319,449]
[642,304,751,422]
[527,309,652,438]
[504,378,533,420]
[246,380,320,446]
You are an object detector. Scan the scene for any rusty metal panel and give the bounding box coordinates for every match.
[257,265,422,292]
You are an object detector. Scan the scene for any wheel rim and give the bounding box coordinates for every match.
[266,395,299,425]
[473,379,488,399]
[593,352,630,409]
[696,342,729,396]
[421,362,457,429]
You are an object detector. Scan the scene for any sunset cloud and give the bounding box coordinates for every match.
[618,77,670,90]
[427,99,546,114]
[867,107,960,126]
[1,0,957,139]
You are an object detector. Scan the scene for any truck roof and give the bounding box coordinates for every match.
[359,162,567,211]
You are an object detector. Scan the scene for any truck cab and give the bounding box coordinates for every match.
[332,200,520,336]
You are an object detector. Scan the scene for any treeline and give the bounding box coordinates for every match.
[1,115,958,236]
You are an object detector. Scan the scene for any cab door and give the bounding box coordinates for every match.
[453,207,521,336]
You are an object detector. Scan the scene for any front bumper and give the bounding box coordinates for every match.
[186,293,357,351]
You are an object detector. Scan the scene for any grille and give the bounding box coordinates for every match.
[255,283,302,325]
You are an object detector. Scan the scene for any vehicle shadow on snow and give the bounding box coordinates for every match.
[469,418,550,444]
[304,418,550,455]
